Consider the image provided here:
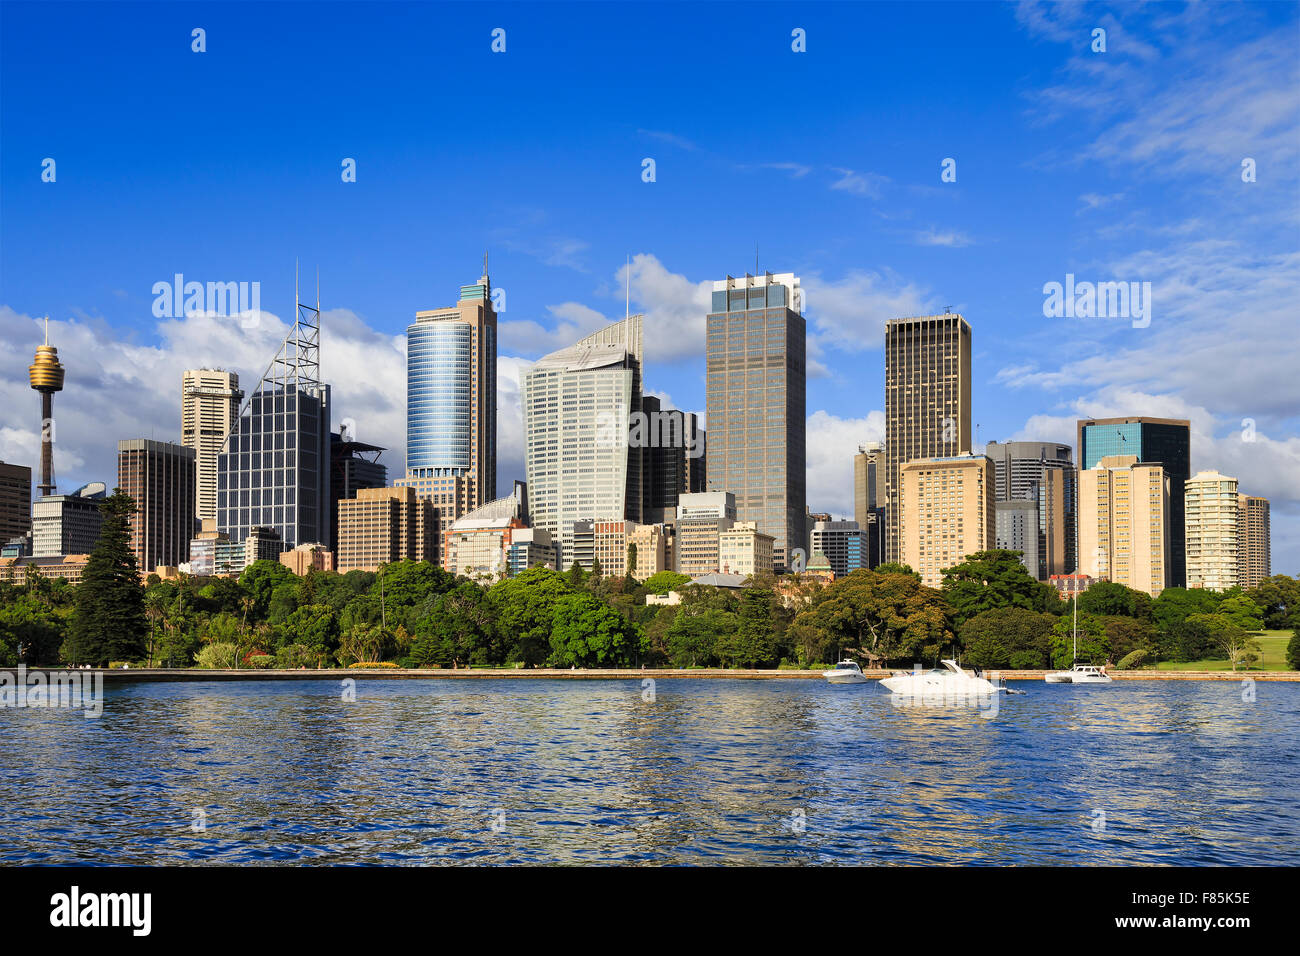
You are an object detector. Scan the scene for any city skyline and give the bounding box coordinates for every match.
[1,2,1296,572]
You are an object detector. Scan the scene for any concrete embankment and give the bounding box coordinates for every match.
[3,667,1296,682]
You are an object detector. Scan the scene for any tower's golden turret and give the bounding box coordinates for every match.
[29,343,65,391]
[29,317,64,497]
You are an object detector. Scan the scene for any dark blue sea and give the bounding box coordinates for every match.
[2,678,1296,864]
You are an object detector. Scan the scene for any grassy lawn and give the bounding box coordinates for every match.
[1155,631,1295,671]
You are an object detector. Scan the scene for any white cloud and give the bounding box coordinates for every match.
[914,228,974,247]
[830,167,888,199]
[803,269,934,355]
[804,409,885,518]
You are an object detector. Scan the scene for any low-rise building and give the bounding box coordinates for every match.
[281,543,335,575]
[719,521,775,577]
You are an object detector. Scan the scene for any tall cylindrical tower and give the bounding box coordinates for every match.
[28,318,65,497]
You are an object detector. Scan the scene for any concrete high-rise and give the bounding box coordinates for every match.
[398,270,498,534]
[705,272,806,571]
[182,369,243,522]
[521,315,643,567]
[853,442,886,568]
[1077,417,1190,588]
[335,486,437,572]
[1077,454,1170,597]
[1238,495,1271,590]
[809,519,866,578]
[984,440,1075,578]
[0,461,33,546]
[641,396,705,524]
[1184,470,1240,592]
[118,439,197,573]
[884,314,972,564]
[217,283,330,550]
[31,483,106,558]
[899,454,995,588]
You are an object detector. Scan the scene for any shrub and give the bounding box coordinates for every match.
[245,653,276,669]
[1008,650,1043,669]
[275,644,317,669]
[348,661,399,668]
[1287,630,1300,671]
[1117,649,1149,670]
[195,642,239,669]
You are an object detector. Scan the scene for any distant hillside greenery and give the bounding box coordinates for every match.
[3,530,1298,672]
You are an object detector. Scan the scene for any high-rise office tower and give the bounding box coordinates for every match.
[853,442,886,568]
[1077,417,1190,588]
[117,439,197,572]
[182,369,243,522]
[216,281,330,551]
[899,454,995,588]
[329,432,387,555]
[1184,470,1240,592]
[31,482,106,557]
[1238,494,1271,590]
[995,499,1040,578]
[398,269,498,530]
[809,519,866,578]
[28,318,65,498]
[0,461,33,545]
[1077,454,1170,597]
[521,315,643,567]
[984,440,1075,578]
[884,314,972,564]
[705,272,806,571]
[642,395,705,523]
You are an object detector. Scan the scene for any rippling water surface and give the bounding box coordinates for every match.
[2,678,1296,865]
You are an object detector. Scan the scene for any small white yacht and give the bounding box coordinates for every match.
[1045,662,1112,684]
[822,660,868,684]
[880,659,1007,697]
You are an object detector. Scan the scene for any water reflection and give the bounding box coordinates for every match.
[0,678,1295,865]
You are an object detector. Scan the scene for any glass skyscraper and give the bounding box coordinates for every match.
[1077,417,1191,588]
[216,296,330,551]
[398,271,498,557]
[705,272,806,571]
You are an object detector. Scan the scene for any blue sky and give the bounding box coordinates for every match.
[2,1,1298,574]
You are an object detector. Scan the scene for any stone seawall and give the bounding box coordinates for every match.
[3,667,1296,682]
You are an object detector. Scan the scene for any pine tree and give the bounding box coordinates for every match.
[67,491,147,666]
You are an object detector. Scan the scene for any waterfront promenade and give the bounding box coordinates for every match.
[3,667,1296,682]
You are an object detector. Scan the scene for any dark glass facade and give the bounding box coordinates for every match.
[1077,417,1191,588]
[216,384,331,550]
[705,275,806,570]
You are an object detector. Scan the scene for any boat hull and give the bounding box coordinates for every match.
[824,672,868,684]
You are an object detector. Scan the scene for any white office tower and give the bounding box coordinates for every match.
[521,316,643,568]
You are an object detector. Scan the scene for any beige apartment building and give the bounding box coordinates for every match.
[280,543,335,575]
[899,454,995,588]
[719,521,775,578]
[1184,470,1239,591]
[335,486,437,572]
[181,369,243,522]
[627,522,668,581]
[1077,455,1169,597]
[1238,494,1271,590]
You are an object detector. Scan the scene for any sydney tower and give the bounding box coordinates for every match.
[28,318,65,497]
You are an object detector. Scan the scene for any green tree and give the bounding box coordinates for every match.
[411,582,493,667]
[715,587,780,667]
[643,570,690,594]
[626,543,637,581]
[1102,615,1158,662]
[489,567,575,666]
[940,549,1060,627]
[1186,613,1260,671]
[280,603,339,663]
[66,491,148,666]
[795,569,953,665]
[959,607,1056,669]
[238,560,298,618]
[1151,587,1223,633]
[1286,629,1300,670]
[1216,593,1264,632]
[666,607,732,667]
[1246,574,1300,630]
[1050,612,1110,668]
[548,592,640,667]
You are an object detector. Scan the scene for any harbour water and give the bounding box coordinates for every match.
[2,678,1296,865]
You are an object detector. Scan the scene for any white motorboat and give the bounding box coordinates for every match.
[880,659,1007,697]
[1045,662,1112,684]
[822,660,867,684]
